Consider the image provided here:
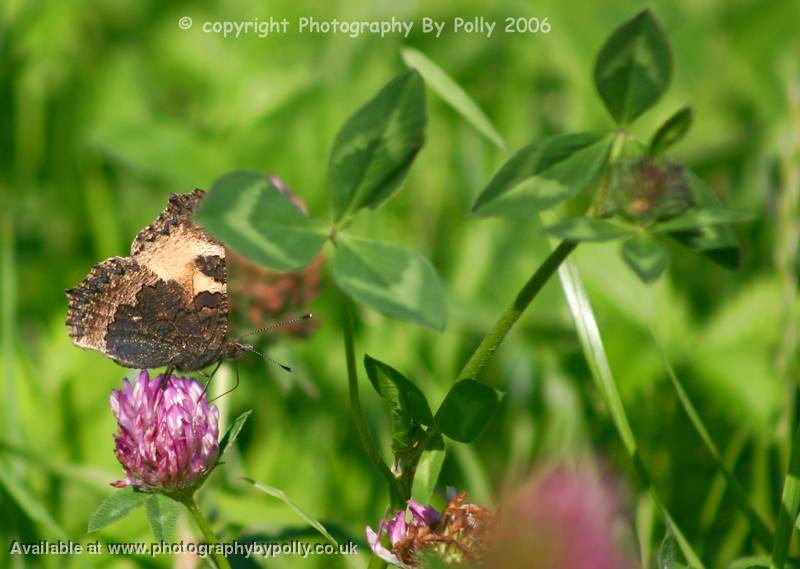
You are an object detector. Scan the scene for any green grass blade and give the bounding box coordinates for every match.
[770,420,800,569]
[0,438,116,491]
[651,333,773,549]
[243,478,338,546]
[0,461,69,539]
[401,48,508,152]
[636,495,656,569]
[698,427,748,537]
[557,261,705,569]
[243,478,366,569]
[1,211,18,445]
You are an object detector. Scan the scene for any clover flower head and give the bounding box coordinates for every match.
[486,465,636,569]
[110,371,220,494]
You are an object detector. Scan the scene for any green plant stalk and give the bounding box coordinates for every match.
[342,295,405,510]
[770,417,800,569]
[457,240,577,381]
[456,129,623,383]
[181,495,231,569]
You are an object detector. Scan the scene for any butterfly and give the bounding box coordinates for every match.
[65,190,252,373]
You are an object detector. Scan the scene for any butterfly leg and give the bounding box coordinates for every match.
[159,366,175,388]
[208,363,241,403]
[199,360,224,400]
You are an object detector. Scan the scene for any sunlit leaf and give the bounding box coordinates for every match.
[197,171,327,271]
[435,380,500,443]
[329,70,427,222]
[145,494,180,542]
[219,410,252,459]
[410,434,446,504]
[621,234,670,283]
[364,355,433,426]
[364,355,431,458]
[472,132,612,217]
[594,9,672,124]
[650,107,692,156]
[332,234,446,330]
[667,171,742,269]
[544,217,631,242]
[88,487,147,533]
[658,531,694,569]
[655,207,755,232]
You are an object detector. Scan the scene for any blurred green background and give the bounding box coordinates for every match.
[1,0,798,567]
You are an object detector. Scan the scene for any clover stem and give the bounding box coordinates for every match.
[458,240,578,381]
[342,294,405,510]
[182,494,231,569]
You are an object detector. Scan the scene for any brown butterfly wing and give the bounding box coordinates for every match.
[66,257,161,356]
[66,190,230,371]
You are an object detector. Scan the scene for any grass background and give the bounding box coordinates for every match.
[1,0,799,567]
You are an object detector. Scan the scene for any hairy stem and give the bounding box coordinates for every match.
[458,240,578,380]
[342,295,404,509]
[182,495,231,569]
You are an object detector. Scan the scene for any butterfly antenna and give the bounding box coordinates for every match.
[244,345,292,372]
[208,363,241,403]
[237,313,313,341]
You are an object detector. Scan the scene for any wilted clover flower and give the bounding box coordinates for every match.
[484,465,636,569]
[110,371,220,494]
[366,493,495,568]
[612,157,693,223]
[228,175,321,338]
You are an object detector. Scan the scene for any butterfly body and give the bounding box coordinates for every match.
[66,190,251,371]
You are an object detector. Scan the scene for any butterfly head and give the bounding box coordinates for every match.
[223,341,254,361]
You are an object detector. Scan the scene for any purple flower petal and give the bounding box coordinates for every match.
[366,523,401,566]
[408,500,441,526]
[386,511,408,545]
